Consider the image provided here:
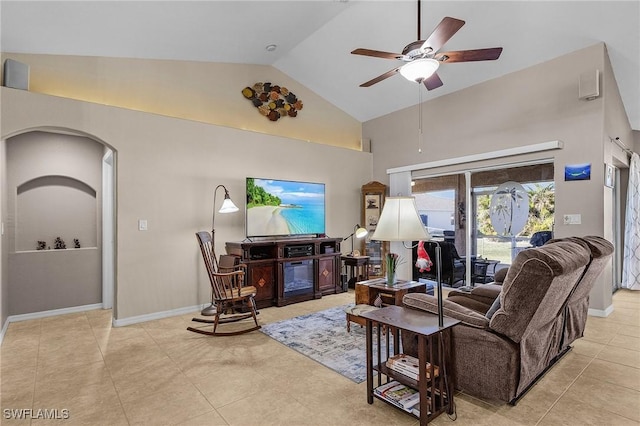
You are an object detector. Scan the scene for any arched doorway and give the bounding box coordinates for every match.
[3,128,116,320]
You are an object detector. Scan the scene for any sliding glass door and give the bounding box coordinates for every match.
[412,161,554,286]
[472,181,554,265]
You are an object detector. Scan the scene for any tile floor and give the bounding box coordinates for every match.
[1,289,639,425]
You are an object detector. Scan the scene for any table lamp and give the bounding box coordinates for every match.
[201,184,239,316]
[344,224,368,256]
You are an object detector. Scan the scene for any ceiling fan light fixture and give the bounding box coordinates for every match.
[399,58,440,83]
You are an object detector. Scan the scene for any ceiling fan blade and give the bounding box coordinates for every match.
[351,48,403,60]
[423,72,443,91]
[421,17,465,53]
[360,67,402,87]
[436,47,503,63]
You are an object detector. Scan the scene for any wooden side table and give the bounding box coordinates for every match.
[341,255,370,289]
[360,306,459,425]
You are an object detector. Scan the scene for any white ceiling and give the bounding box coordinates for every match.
[2,1,639,129]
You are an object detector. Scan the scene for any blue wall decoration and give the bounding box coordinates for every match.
[564,163,591,181]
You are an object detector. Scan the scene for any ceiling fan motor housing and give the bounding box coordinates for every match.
[402,41,434,60]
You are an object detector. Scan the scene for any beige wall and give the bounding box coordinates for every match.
[0,53,363,150]
[1,88,373,322]
[363,43,633,313]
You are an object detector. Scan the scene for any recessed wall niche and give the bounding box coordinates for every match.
[16,175,97,252]
[7,131,104,316]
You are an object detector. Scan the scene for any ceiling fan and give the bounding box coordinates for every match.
[351,0,503,90]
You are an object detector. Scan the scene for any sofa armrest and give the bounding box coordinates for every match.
[403,293,490,329]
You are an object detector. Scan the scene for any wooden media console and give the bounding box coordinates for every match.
[225,237,343,308]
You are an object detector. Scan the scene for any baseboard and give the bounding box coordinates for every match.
[588,304,614,317]
[112,304,201,327]
[1,303,103,346]
[7,303,103,323]
[0,303,202,344]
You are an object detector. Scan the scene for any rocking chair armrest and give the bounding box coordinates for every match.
[211,270,245,278]
[233,263,248,274]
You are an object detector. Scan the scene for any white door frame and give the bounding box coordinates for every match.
[102,149,115,310]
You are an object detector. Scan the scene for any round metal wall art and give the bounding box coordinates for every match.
[242,82,303,121]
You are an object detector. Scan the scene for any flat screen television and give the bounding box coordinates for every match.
[246,177,325,238]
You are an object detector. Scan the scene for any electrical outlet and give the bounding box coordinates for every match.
[563,214,581,225]
[138,219,148,231]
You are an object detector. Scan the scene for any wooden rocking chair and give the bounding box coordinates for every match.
[187,231,261,336]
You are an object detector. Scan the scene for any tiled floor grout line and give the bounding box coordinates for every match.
[29,319,44,426]
[535,351,598,426]
[88,313,132,426]
[144,323,229,426]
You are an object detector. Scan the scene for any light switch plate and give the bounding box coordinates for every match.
[138,219,148,231]
[563,214,581,225]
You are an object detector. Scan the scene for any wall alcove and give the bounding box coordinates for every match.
[6,131,106,316]
[16,175,97,252]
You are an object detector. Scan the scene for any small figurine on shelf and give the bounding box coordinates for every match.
[54,237,66,249]
[37,241,47,250]
[74,238,81,248]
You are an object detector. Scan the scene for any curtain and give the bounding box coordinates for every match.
[622,152,640,290]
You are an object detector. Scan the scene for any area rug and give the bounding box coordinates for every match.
[260,305,389,383]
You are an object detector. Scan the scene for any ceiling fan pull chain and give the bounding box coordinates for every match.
[418,85,423,153]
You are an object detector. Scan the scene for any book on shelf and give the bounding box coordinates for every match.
[385,354,439,380]
[373,381,420,412]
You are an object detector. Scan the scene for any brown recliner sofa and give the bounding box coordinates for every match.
[402,239,596,404]
[445,236,614,349]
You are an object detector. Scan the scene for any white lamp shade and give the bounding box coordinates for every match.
[399,58,440,83]
[371,197,431,241]
[219,197,239,213]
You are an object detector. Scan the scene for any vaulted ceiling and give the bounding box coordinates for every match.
[2,1,638,130]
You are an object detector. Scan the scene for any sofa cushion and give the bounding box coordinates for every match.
[469,283,502,299]
[446,294,493,315]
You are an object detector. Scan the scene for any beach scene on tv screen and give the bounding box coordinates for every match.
[246,178,325,237]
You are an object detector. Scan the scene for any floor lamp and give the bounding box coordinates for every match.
[201,184,239,316]
[372,196,444,326]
